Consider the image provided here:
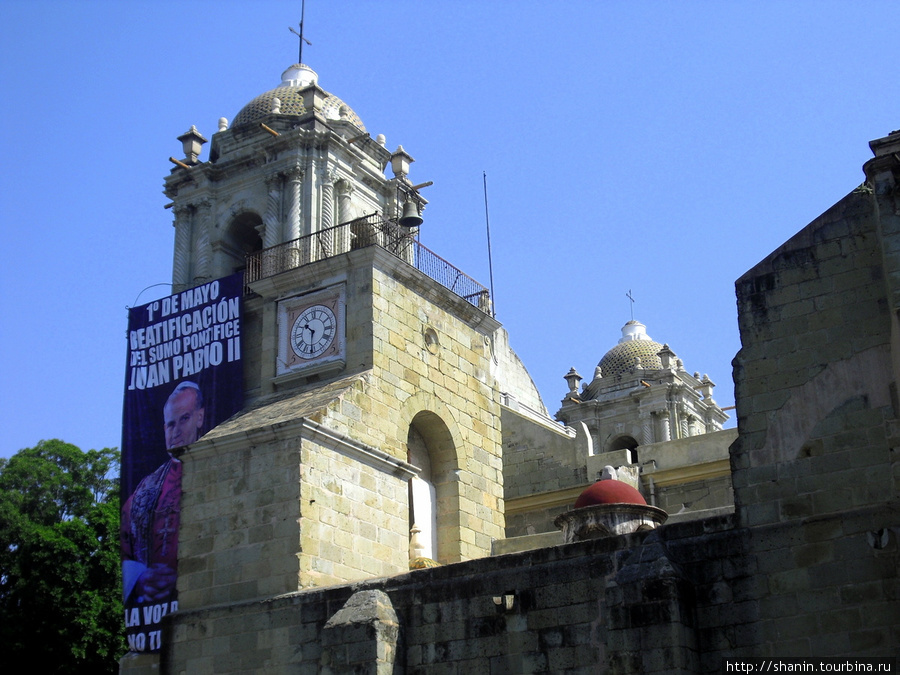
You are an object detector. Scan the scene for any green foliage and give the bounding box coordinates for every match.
[0,440,125,674]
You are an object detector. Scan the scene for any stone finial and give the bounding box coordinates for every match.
[390,145,414,179]
[376,134,386,146]
[409,524,425,559]
[177,125,208,165]
[564,367,583,394]
[600,465,617,481]
[218,117,228,132]
[658,343,676,370]
[698,374,716,401]
[593,362,603,380]
[271,97,282,114]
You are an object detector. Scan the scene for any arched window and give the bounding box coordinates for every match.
[608,434,639,464]
[407,426,437,560]
[406,411,461,564]
[221,212,263,276]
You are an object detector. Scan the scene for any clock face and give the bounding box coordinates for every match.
[277,286,345,378]
[290,304,337,359]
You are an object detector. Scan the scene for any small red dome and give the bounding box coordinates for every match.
[574,480,646,508]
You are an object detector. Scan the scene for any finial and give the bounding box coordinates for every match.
[289,0,312,64]
[564,367,583,394]
[390,145,414,179]
[177,125,207,165]
[626,289,635,321]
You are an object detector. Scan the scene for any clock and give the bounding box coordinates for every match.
[276,286,346,380]
[290,304,337,359]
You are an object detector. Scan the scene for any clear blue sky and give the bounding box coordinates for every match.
[2,0,898,458]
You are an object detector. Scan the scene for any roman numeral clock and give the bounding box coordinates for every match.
[276,286,346,382]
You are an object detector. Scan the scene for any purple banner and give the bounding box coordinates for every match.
[120,272,243,653]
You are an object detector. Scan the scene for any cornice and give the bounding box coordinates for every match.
[640,459,731,488]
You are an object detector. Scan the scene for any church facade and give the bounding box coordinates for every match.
[120,60,899,674]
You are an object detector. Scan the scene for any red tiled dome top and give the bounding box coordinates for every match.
[574,480,646,508]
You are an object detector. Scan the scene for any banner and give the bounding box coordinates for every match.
[120,272,243,653]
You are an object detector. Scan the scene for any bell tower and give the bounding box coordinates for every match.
[165,63,422,291]
[159,61,513,622]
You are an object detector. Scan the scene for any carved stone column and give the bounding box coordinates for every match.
[336,179,354,223]
[284,166,304,242]
[336,179,354,254]
[640,412,654,445]
[318,169,337,259]
[679,406,689,439]
[263,173,282,249]
[194,199,212,283]
[657,409,672,442]
[172,204,193,291]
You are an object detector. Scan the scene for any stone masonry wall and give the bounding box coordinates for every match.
[732,189,896,528]
[166,513,806,675]
[361,254,506,561]
[297,434,410,588]
[177,374,417,609]
[501,406,582,502]
[730,182,900,658]
[177,435,303,610]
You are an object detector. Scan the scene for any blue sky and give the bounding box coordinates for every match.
[2,0,898,458]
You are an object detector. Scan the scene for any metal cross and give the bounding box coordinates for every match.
[626,289,635,321]
[289,0,312,63]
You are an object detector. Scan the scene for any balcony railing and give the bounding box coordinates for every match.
[245,214,491,312]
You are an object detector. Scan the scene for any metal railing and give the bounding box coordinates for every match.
[245,214,491,312]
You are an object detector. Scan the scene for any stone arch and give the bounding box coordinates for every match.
[219,211,263,276]
[399,392,468,564]
[607,433,639,463]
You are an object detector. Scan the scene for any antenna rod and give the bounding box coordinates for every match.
[483,171,496,317]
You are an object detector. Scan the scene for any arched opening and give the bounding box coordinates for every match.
[407,426,437,560]
[222,212,263,276]
[608,434,639,464]
[406,411,461,564]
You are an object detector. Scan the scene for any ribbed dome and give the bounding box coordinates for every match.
[232,64,366,132]
[598,321,664,379]
[574,480,647,508]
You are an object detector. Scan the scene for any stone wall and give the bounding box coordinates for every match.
[501,406,582,501]
[165,517,750,675]
[729,145,900,659]
[367,252,507,560]
[732,188,896,528]
[177,376,418,607]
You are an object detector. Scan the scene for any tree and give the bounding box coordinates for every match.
[0,440,125,674]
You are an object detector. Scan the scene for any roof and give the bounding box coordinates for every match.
[232,63,366,131]
[201,372,367,440]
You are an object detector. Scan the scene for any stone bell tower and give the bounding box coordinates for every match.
[165,63,420,292]
[155,60,541,641]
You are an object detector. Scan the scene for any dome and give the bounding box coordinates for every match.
[597,320,664,379]
[574,479,647,508]
[232,64,366,131]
